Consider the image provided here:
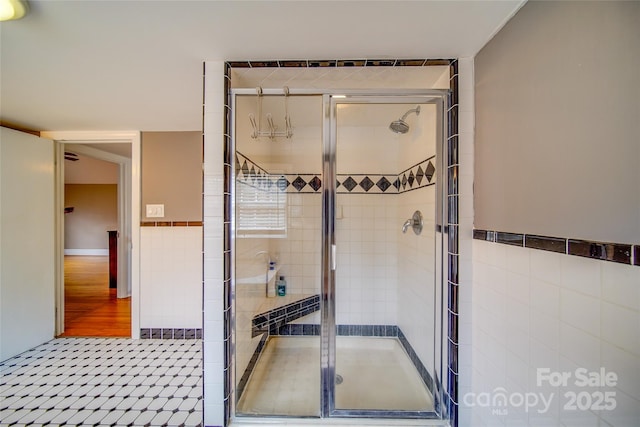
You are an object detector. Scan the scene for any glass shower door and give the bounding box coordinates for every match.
[326,96,441,417]
[234,93,323,417]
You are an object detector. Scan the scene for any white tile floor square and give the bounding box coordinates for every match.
[0,338,202,427]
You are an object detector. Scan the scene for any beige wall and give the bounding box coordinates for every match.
[141,131,202,221]
[64,184,117,250]
[474,1,640,243]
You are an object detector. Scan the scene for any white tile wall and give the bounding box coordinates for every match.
[468,239,640,426]
[456,57,475,425]
[274,193,322,296]
[203,60,225,427]
[397,175,437,372]
[335,194,398,325]
[140,226,203,328]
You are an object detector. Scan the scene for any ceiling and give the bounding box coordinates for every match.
[0,0,525,132]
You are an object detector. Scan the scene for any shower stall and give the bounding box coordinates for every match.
[231,88,449,422]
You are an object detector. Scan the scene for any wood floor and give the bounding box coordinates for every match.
[59,255,131,337]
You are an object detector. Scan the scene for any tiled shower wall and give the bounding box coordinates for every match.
[335,193,398,325]
[397,184,437,375]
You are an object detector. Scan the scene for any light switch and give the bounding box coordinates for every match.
[146,204,165,218]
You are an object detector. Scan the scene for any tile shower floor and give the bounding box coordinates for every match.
[237,336,433,417]
[0,338,202,426]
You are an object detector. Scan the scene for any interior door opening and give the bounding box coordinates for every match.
[59,148,131,337]
[43,130,141,339]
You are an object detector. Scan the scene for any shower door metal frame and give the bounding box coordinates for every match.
[321,91,449,420]
[229,87,450,423]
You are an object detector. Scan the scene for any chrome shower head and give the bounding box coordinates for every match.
[389,119,410,134]
[389,106,421,134]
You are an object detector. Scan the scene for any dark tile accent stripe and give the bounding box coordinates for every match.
[398,328,435,395]
[396,59,428,67]
[525,234,566,253]
[475,229,638,267]
[223,61,233,427]
[449,283,459,314]
[236,333,268,401]
[337,324,398,337]
[139,328,202,339]
[446,59,459,427]
[568,240,632,264]
[226,58,453,69]
[140,221,203,227]
[496,232,524,247]
[336,59,366,67]
[274,323,321,336]
[251,295,321,337]
[473,229,492,241]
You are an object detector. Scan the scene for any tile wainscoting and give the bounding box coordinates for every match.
[469,236,640,426]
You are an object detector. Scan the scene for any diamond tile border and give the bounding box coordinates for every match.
[236,152,322,194]
[237,151,436,195]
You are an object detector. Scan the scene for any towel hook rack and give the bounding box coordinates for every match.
[248,86,293,140]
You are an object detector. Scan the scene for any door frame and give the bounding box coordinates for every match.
[229,89,449,421]
[323,93,448,419]
[42,130,141,338]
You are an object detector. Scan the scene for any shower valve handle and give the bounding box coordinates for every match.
[402,210,423,235]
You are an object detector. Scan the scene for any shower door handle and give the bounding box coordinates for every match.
[331,244,337,271]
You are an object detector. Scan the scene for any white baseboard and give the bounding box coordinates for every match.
[64,249,109,256]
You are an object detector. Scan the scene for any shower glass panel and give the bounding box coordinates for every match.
[233,94,323,417]
[331,98,439,417]
[231,89,447,423]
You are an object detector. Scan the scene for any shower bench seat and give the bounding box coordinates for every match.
[251,294,320,337]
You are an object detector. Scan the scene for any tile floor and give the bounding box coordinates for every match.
[0,338,203,427]
[236,336,433,417]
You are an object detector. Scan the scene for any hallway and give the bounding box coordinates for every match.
[60,256,130,337]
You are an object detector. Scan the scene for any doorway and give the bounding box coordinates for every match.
[60,149,130,337]
[231,91,449,422]
[41,131,141,338]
